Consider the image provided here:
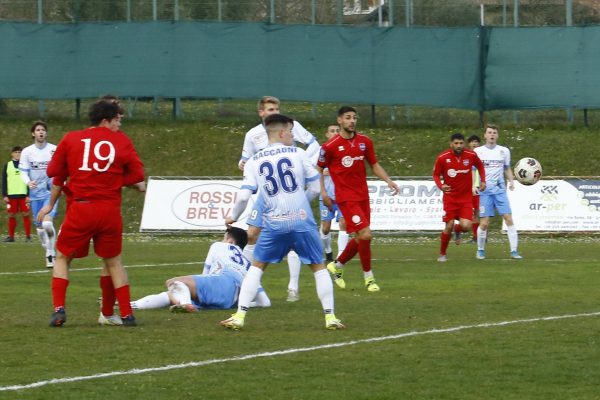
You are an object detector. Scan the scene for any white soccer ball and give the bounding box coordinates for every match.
[514,157,543,186]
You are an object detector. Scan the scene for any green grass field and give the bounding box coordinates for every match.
[1,234,599,399]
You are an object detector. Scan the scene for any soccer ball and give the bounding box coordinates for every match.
[514,157,542,186]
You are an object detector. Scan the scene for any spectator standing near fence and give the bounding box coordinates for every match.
[2,146,32,243]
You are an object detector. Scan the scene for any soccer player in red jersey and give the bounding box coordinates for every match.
[433,133,486,262]
[317,106,400,292]
[38,99,145,327]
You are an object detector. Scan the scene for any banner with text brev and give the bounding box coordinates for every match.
[506,179,600,231]
[140,178,255,231]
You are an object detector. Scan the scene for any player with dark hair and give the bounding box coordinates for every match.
[38,99,145,327]
[19,121,57,267]
[433,133,486,262]
[318,106,400,292]
[2,146,32,242]
[131,227,271,312]
[222,113,343,330]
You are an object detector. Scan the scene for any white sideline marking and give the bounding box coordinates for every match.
[0,262,203,276]
[1,311,599,392]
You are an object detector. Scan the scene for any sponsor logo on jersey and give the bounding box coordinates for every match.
[341,155,364,167]
[447,168,470,178]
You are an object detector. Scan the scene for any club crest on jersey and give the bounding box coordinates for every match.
[359,143,366,151]
[463,160,470,166]
[338,146,345,151]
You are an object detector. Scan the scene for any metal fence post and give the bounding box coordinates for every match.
[38,0,45,118]
[270,0,275,23]
[513,0,519,27]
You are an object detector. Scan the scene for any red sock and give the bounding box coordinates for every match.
[472,223,479,240]
[440,232,451,255]
[337,238,358,265]
[8,217,16,237]
[51,277,69,310]
[23,216,31,236]
[115,284,133,318]
[454,224,461,234]
[358,239,372,272]
[100,276,116,317]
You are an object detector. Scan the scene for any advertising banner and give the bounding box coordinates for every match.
[506,180,600,231]
[141,178,600,232]
[140,178,255,231]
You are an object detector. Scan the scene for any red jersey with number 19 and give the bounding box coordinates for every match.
[47,126,144,206]
[317,132,377,202]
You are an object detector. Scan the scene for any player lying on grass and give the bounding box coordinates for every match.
[130,227,271,313]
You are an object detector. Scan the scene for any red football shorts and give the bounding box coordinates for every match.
[442,198,474,222]
[337,199,371,234]
[56,201,122,259]
[472,195,480,213]
[6,198,29,213]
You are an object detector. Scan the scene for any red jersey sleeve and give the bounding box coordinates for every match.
[120,136,145,186]
[432,153,444,189]
[46,134,72,179]
[364,136,378,165]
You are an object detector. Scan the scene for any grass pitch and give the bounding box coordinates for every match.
[1,234,599,399]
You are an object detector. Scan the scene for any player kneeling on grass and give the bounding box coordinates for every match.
[131,228,271,312]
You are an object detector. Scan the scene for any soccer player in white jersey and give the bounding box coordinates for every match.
[129,228,271,316]
[474,124,522,260]
[19,121,58,268]
[238,96,320,303]
[222,114,344,330]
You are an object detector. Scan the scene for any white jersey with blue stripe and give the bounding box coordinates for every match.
[202,242,250,284]
[19,142,56,200]
[242,143,319,233]
[240,120,317,163]
[474,144,511,194]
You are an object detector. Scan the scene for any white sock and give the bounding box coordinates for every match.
[243,244,255,263]
[287,250,301,291]
[363,270,374,280]
[506,224,519,252]
[250,287,271,308]
[314,268,334,313]
[42,221,56,256]
[477,227,487,251]
[237,266,262,313]
[36,228,48,250]
[337,230,349,257]
[130,291,170,309]
[320,228,332,253]
[168,281,192,305]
